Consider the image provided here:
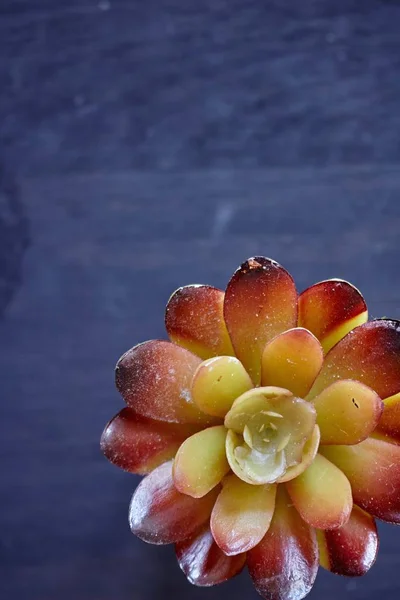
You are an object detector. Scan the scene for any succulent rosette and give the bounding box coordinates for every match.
[101,257,400,600]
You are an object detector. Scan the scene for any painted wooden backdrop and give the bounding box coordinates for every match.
[1,2,400,599]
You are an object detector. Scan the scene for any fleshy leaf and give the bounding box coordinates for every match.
[376,392,400,442]
[100,408,199,474]
[286,453,352,529]
[317,505,378,576]
[165,285,234,359]
[307,320,400,401]
[224,257,297,384]
[313,380,383,445]
[298,279,368,353]
[116,340,214,424]
[321,437,400,523]
[173,426,230,497]
[175,525,246,587]
[247,486,319,600]
[191,356,253,418]
[210,475,276,555]
[261,327,323,397]
[129,461,218,544]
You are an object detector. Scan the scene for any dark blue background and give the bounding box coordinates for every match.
[1,1,400,598]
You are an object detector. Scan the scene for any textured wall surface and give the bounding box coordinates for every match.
[1,1,400,599]
[2,0,400,174]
